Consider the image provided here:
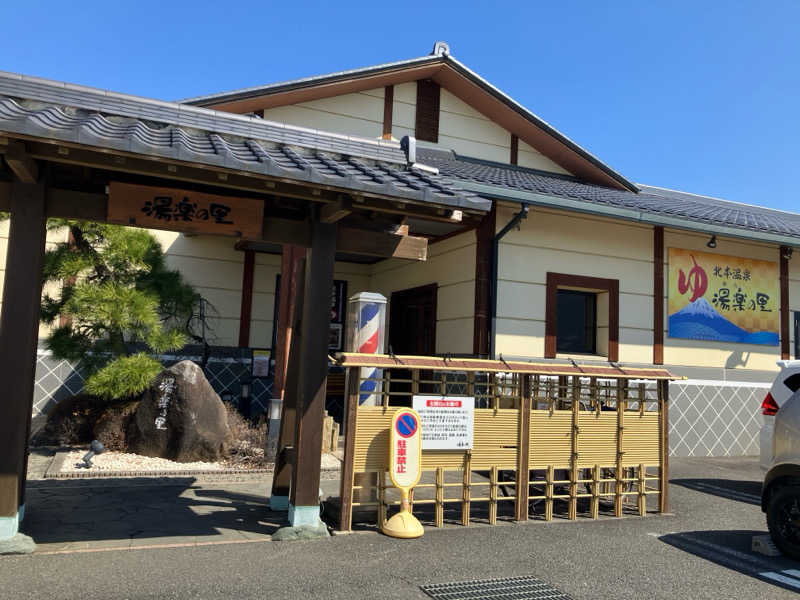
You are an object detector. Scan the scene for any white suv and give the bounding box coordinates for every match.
[761,367,800,558]
[760,360,800,471]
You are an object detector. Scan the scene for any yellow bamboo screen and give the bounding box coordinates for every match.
[338,359,674,532]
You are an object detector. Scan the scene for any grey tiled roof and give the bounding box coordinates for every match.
[181,51,636,192]
[0,72,490,213]
[417,149,800,241]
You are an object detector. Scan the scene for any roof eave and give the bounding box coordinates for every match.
[459,181,800,247]
[440,57,638,193]
[181,54,446,107]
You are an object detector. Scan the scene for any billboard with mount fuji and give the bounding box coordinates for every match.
[667,248,779,346]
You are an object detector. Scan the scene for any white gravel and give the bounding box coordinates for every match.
[61,450,232,472]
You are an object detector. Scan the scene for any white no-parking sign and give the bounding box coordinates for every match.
[389,409,422,490]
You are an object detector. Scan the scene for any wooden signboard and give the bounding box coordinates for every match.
[107,182,264,238]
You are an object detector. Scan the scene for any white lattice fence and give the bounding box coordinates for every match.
[669,379,768,457]
[31,349,272,433]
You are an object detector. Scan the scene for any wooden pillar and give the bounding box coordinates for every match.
[289,214,337,524]
[781,246,791,360]
[0,183,47,525]
[269,256,306,507]
[237,249,255,347]
[653,226,664,364]
[337,369,360,531]
[515,374,531,521]
[272,245,305,403]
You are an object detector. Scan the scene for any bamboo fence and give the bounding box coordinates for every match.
[337,354,677,532]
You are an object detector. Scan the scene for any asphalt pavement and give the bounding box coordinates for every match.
[1,456,797,599]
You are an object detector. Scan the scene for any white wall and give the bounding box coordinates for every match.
[153,231,371,348]
[388,82,571,174]
[369,230,476,355]
[390,82,416,141]
[261,87,385,139]
[0,220,68,339]
[517,139,571,174]
[493,203,654,363]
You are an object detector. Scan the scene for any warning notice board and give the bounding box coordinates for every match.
[412,395,474,450]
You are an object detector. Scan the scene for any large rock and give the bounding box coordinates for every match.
[128,361,231,462]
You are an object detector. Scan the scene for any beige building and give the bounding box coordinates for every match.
[8,43,799,456]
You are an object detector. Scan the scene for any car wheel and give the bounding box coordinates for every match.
[767,486,800,560]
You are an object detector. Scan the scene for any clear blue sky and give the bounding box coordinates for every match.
[1,1,797,210]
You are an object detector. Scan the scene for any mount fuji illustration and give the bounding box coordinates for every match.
[668,297,779,346]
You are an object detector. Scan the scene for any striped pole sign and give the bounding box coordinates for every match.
[357,301,381,405]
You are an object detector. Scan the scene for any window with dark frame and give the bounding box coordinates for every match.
[556,289,597,354]
[545,272,618,362]
[795,312,799,359]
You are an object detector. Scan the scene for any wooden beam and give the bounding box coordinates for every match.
[0,183,47,518]
[653,226,665,364]
[290,214,337,514]
[3,185,108,219]
[320,196,352,223]
[382,85,394,140]
[510,134,519,166]
[107,181,264,238]
[2,142,38,183]
[46,188,107,220]
[260,217,311,246]
[237,250,255,347]
[8,180,436,262]
[337,227,427,260]
[251,220,428,260]
[21,139,484,222]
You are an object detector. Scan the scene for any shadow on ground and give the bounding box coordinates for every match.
[659,529,800,594]
[21,478,284,547]
[671,478,761,505]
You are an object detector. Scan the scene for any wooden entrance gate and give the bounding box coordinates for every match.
[337,354,679,531]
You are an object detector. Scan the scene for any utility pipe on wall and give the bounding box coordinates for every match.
[490,203,529,359]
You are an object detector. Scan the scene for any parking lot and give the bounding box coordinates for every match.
[1,455,798,599]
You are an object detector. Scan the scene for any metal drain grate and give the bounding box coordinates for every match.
[421,575,572,600]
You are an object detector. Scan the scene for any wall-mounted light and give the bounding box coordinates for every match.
[706,235,717,249]
[784,247,794,260]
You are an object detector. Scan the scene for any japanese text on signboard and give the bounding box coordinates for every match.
[107,182,264,238]
[668,248,779,346]
[412,395,474,450]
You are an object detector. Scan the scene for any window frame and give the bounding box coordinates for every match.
[545,272,619,362]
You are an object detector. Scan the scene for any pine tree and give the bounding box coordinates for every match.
[40,220,204,399]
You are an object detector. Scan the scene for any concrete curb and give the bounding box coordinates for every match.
[44,451,274,479]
